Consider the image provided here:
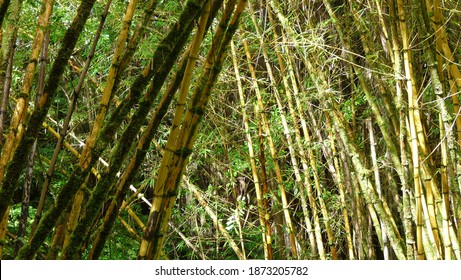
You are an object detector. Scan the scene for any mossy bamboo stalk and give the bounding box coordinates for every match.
[138,0,247,259]
[389,0,415,259]
[62,0,209,259]
[3,1,98,258]
[88,0,224,260]
[327,119,355,259]
[31,0,111,238]
[336,138,367,259]
[329,105,406,259]
[46,214,67,259]
[87,52,189,259]
[427,0,461,144]
[0,0,25,160]
[118,0,159,73]
[0,0,24,258]
[288,13,406,256]
[417,1,456,259]
[16,0,205,258]
[79,0,139,169]
[0,0,10,28]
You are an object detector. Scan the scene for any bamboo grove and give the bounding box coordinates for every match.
[0,0,460,260]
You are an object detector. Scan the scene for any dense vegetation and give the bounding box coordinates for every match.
[0,0,460,260]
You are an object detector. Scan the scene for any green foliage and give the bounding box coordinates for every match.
[3,0,461,261]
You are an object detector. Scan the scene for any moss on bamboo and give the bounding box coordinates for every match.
[89,59,188,259]
[63,0,208,258]
[144,0,247,259]
[16,164,89,259]
[0,0,11,27]
[0,0,97,223]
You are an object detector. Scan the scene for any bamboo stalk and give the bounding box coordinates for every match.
[0,0,26,257]
[139,0,247,259]
[417,1,455,259]
[366,118,389,259]
[63,0,209,260]
[241,33,299,259]
[267,3,334,259]
[396,0,425,259]
[230,39,272,259]
[89,0,224,260]
[186,179,244,259]
[79,0,139,169]
[389,0,415,259]
[32,0,112,239]
[9,0,99,260]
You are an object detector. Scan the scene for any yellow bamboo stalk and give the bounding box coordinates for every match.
[118,216,141,242]
[138,0,225,259]
[46,218,66,259]
[439,117,453,259]
[186,179,245,259]
[427,0,461,144]
[396,0,425,259]
[267,4,334,259]
[418,0,457,259]
[389,0,416,259]
[0,1,54,256]
[61,0,139,253]
[251,0,324,258]
[79,0,139,167]
[156,0,211,186]
[126,184,207,260]
[241,34,299,259]
[149,0,245,258]
[230,39,272,259]
[0,0,53,179]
